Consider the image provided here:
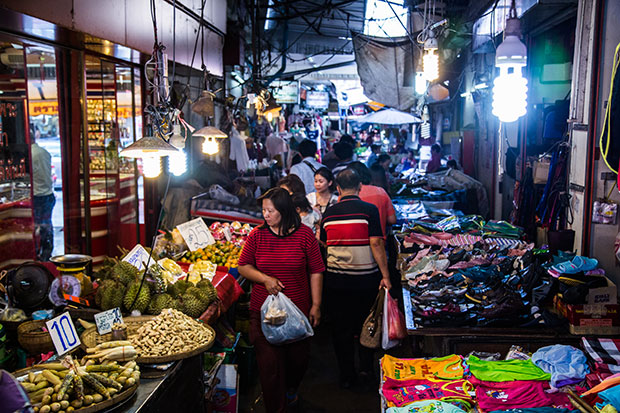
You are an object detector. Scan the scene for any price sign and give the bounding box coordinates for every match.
[222,226,232,242]
[46,312,81,356]
[122,244,152,270]
[176,218,215,251]
[94,308,124,335]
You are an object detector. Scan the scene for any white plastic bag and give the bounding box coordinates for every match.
[261,293,314,345]
[382,288,400,350]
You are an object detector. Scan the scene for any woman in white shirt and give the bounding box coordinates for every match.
[306,167,338,215]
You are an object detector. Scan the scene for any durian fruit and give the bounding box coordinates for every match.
[181,293,207,318]
[95,279,117,307]
[197,279,218,303]
[112,261,140,286]
[174,280,191,295]
[101,281,125,310]
[171,298,185,312]
[146,293,174,315]
[186,286,211,306]
[123,281,151,313]
[166,283,180,299]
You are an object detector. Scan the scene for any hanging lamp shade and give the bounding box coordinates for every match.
[119,135,178,158]
[191,90,215,118]
[193,125,228,139]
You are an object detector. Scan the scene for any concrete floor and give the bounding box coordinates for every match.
[238,322,414,413]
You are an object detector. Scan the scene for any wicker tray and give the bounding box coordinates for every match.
[17,320,54,354]
[13,364,138,413]
[80,316,216,364]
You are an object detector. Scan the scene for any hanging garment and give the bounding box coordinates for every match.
[352,32,417,111]
[601,43,620,175]
[229,127,250,172]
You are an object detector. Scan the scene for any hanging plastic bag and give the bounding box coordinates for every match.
[261,293,314,345]
[386,291,407,340]
[382,289,400,350]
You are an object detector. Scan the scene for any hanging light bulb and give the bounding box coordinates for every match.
[168,150,188,176]
[422,33,439,82]
[143,156,162,178]
[267,111,273,122]
[202,137,219,155]
[169,123,185,149]
[194,126,227,155]
[492,0,528,123]
[119,134,178,179]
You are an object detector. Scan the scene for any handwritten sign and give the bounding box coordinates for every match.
[122,244,152,270]
[222,226,232,242]
[94,308,124,335]
[177,218,215,251]
[46,312,81,356]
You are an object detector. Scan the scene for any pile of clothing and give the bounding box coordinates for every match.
[382,342,620,412]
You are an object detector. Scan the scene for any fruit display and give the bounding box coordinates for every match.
[187,260,217,284]
[209,221,252,246]
[16,355,139,413]
[130,309,215,358]
[180,241,242,268]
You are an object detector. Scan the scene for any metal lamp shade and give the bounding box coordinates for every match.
[119,135,179,158]
[192,90,215,117]
[194,125,228,139]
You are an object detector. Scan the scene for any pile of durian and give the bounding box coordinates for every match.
[95,258,218,318]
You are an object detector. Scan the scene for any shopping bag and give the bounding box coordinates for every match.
[386,292,407,341]
[360,288,385,349]
[382,289,400,350]
[260,293,314,345]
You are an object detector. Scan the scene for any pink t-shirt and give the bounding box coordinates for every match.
[359,184,395,238]
[470,378,572,410]
[382,378,474,408]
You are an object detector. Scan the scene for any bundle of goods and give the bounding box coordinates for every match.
[381,343,616,413]
[14,354,140,412]
[399,216,614,329]
[130,309,215,359]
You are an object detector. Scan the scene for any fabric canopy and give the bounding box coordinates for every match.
[352,32,417,111]
[355,108,422,125]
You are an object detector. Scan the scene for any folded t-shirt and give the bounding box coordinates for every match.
[382,354,466,381]
[470,377,571,410]
[382,377,474,408]
[467,355,551,382]
[386,400,467,413]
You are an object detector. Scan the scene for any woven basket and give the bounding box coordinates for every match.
[17,320,54,354]
[81,315,215,363]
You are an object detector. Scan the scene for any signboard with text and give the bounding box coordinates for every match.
[177,218,215,251]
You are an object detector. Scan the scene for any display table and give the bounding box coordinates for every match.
[112,355,205,413]
[402,287,582,356]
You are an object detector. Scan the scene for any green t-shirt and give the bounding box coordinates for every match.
[467,355,551,382]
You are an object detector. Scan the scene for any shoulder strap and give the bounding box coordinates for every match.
[303,160,318,173]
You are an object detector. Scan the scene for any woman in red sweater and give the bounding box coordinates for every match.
[238,187,324,412]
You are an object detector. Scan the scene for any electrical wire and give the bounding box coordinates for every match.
[599,42,620,174]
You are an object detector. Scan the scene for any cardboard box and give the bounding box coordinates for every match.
[212,364,238,413]
[554,296,620,335]
[588,277,618,305]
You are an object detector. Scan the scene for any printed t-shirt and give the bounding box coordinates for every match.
[382,377,474,408]
[467,355,551,382]
[359,184,396,238]
[238,225,325,315]
[382,354,465,381]
[470,377,572,410]
[386,399,467,413]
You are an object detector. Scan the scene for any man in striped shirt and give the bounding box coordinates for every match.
[320,168,391,389]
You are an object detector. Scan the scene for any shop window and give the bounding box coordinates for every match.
[26,44,64,259]
[0,42,34,269]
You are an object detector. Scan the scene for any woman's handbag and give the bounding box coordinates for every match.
[360,288,386,349]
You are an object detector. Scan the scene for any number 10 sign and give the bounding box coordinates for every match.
[45,312,81,356]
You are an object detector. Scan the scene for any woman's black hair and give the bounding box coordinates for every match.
[370,163,389,192]
[257,187,301,234]
[277,174,306,195]
[291,193,312,213]
[314,167,336,191]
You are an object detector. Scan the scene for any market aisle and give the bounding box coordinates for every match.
[239,323,381,412]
